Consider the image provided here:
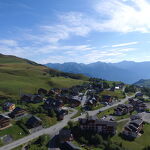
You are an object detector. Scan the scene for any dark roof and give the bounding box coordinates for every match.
[4,102,14,107]
[0,115,9,120]
[26,116,42,128]
[130,119,143,126]
[135,93,143,97]
[62,141,81,150]
[12,107,24,113]
[103,95,111,99]
[59,129,72,139]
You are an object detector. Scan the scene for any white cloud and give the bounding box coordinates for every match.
[0,40,18,47]
[94,0,150,33]
[112,42,138,47]
[1,0,146,63]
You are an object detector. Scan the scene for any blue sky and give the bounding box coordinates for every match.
[1,0,150,64]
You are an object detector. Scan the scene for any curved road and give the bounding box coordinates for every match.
[0,94,134,150]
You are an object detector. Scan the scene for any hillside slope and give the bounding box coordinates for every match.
[134,79,150,88]
[0,54,88,99]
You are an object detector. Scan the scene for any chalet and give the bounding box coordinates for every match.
[79,116,117,135]
[0,115,11,130]
[86,97,97,107]
[123,119,144,138]
[26,116,42,129]
[55,108,68,120]
[44,98,64,110]
[114,104,133,116]
[3,102,15,111]
[56,94,70,104]
[61,88,69,94]
[135,92,143,98]
[136,101,147,111]
[130,114,142,120]
[38,88,47,95]
[9,107,26,118]
[59,129,73,143]
[129,99,147,111]
[102,95,113,103]
[70,96,81,107]
[51,88,62,95]
[115,83,124,90]
[110,87,115,91]
[31,94,43,103]
[47,89,55,96]
[60,141,81,150]
[21,94,32,103]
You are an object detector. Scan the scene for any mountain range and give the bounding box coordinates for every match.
[45,61,150,84]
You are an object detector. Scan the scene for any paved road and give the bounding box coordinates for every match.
[0,94,135,150]
[138,112,150,123]
[73,94,133,122]
[81,90,88,107]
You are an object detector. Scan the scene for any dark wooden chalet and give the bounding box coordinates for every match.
[38,88,47,95]
[0,115,11,130]
[26,116,42,129]
[102,95,113,103]
[9,107,26,118]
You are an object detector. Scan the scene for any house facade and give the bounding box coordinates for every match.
[9,107,26,118]
[123,119,144,138]
[0,115,11,130]
[102,95,113,103]
[114,104,133,116]
[3,102,15,111]
[26,116,42,129]
[129,99,147,111]
[79,116,117,135]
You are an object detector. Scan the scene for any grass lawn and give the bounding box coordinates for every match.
[105,81,122,86]
[143,99,150,102]
[0,123,28,142]
[112,122,150,150]
[90,103,104,111]
[0,55,88,100]
[115,111,137,121]
[126,92,135,96]
[71,106,83,119]
[97,107,114,118]
[100,90,125,99]
[97,107,137,121]
[11,145,23,150]
[36,113,57,128]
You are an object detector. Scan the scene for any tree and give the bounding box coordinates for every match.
[38,135,49,146]
[112,82,116,88]
[103,82,110,89]
[48,109,56,117]
[79,136,88,144]
[68,121,74,129]
[91,134,103,145]
[125,85,136,93]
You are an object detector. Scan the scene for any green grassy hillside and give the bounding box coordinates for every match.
[134,79,150,88]
[0,54,88,99]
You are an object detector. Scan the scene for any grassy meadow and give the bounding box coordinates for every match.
[0,54,88,99]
